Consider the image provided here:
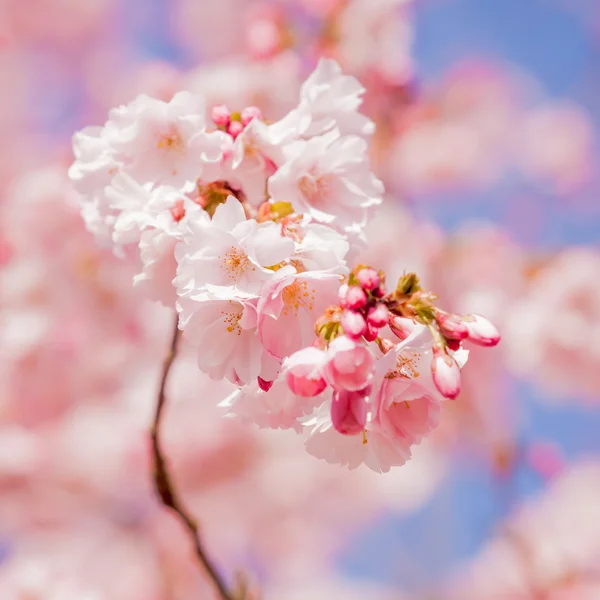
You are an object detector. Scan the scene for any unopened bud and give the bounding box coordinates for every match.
[341,310,367,339]
[431,347,461,400]
[389,316,418,341]
[228,120,244,139]
[340,285,367,310]
[363,323,379,342]
[331,389,369,435]
[241,105,263,126]
[436,313,469,340]
[284,347,327,398]
[367,303,389,328]
[356,267,380,291]
[211,104,231,127]
[464,314,501,347]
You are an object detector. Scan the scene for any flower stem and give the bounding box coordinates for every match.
[150,313,235,600]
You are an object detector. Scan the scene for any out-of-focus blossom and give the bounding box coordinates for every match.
[506,247,600,401]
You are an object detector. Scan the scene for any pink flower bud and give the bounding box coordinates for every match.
[284,347,327,398]
[389,316,418,341]
[363,323,379,342]
[367,303,389,328]
[228,120,244,139]
[356,267,380,291]
[464,314,501,347]
[241,105,263,126]
[340,285,367,310]
[324,335,375,392]
[436,313,469,340]
[337,283,348,304]
[331,389,369,435]
[341,310,367,339]
[211,104,231,127]
[257,377,274,392]
[431,347,461,400]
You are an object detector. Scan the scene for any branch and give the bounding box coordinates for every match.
[150,313,235,600]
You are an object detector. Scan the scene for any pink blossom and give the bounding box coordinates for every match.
[284,346,328,398]
[464,314,501,347]
[331,388,370,435]
[176,287,267,384]
[323,335,375,392]
[356,267,380,290]
[341,309,367,339]
[268,129,384,232]
[258,269,343,360]
[278,58,375,139]
[221,370,326,431]
[174,195,294,296]
[339,285,367,310]
[430,347,461,399]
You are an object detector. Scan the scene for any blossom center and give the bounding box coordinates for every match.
[219,246,255,281]
[386,352,421,379]
[221,301,243,335]
[157,126,183,151]
[281,279,316,317]
[298,171,334,205]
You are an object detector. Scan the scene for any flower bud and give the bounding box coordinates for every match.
[228,120,244,139]
[464,314,501,347]
[431,347,461,400]
[340,285,367,310]
[356,267,380,291]
[367,303,389,328]
[211,104,231,127]
[257,377,274,392]
[241,106,263,126]
[389,316,418,341]
[284,347,327,398]
[363,323,379,342]
[341,310,367,339]
[331,389,369,435]
[324,336,374,392]
[436,313,469,340]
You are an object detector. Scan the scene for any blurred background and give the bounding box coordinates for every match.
[1,0,600,598]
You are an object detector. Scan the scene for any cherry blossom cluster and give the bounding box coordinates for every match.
[69,57,499,472]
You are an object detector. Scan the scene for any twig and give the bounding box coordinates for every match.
[150,313,235,600]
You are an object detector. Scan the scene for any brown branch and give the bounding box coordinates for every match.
[150,313,235,600]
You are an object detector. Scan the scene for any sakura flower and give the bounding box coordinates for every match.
[174,195,294,296]
[276,58,375,139]
[268,130,384,232]
[220,369,326,431]
[102,173,208,304]
[323,335,375,392]
[289,220,350,272]
[304,325,469,472]
[284,346,328,398]
[69,90,226,202]
[177,287,266,384]
[258,269,344,360]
